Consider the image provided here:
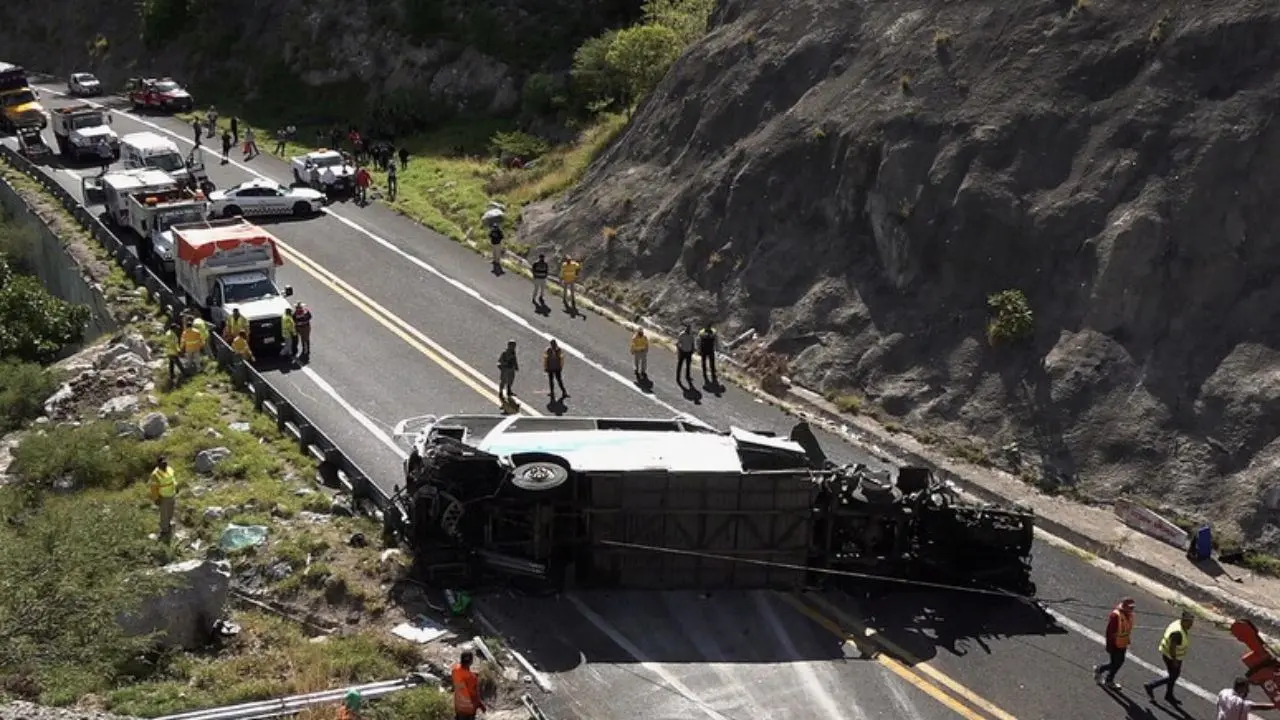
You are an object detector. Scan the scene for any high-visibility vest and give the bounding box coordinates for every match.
[192,317,210,343]
[231,335,253,359]
[561,260,580,283]
[164,331,181,358]
[225,315,249,338]
[1158,620,1190,660]
[150,466,176,498]
[281,313,296,338]
[1110,608,1132,649]
[631,334,648,353]
[181,327,204,354]
[452,665,478,714]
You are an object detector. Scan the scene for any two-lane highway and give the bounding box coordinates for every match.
[7,86,1269,719]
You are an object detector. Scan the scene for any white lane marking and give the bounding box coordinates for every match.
[879,664,926,719]
[297,367,408,460]
[754,591,860,720]
[565,593,731,720]
[1044,607,1263,718]
[39,86,698,423]
[664,594,771,718]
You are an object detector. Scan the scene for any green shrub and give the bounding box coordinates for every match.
[10,423,158,498]
[606,25,683,109]
[986,289,1034,345]
[641,0,717,45]
[521,73,562,116]
[571,31,626,112]
[0,361,56,432]
[0,256,90,363]
[489,131,551,161]
[138,0,195,49]
[367,686,452,720]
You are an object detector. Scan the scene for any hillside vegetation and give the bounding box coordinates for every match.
[518,0,1280,552]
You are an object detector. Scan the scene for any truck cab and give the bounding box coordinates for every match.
[83,168,178,226]
[0,62,47,132]
[50,103,117,161]
[172,219,294,355]
[126,190,209,277]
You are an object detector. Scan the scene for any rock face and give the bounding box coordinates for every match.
[118,559,231,651]
[520,0,1280,547]
[0,0,641,125]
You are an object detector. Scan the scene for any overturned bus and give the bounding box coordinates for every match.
[388,414,1036,595]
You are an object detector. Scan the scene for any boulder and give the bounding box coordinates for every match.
[195,447,232,474]
[119,559,232,651]
[121,332,153,362]
[140,412,169,440]
[42,383,75,417]
[94,344,140,371]
[0,433,19,486]
[115,421,145,440]
[1264,485,1280,512]
[98,395,140,419]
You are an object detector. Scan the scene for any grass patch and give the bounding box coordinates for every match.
[829,393,863,414]
[0,360,57,432]
[367,686,453,720]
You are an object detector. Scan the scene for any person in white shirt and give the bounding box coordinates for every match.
[1218,676,1275,720]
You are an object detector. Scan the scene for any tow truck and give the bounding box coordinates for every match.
[172,219,294,355]
[0,62,47,133]
[50,103,118,162]
[125,77,193,113]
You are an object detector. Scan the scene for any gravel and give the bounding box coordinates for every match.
[0,701,139,720]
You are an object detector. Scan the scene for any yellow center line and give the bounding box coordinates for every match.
[778,593,993,720]
[273,240,544,417]
[798,592,1020,720]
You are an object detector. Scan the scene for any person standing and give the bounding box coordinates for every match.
[1217,676,1275,719]
[452,650,487,720]
[294,302,312,358]
[1093,598,1135,689]
[676,325,695,387]
[544,339,567,400]
[560,256,581,313]
[497,340,519,405]
[243,127,257,158]
[386,161,398,201]
[230,116,240,144]
[205,106,218,137]
[630,328,649,380]
[488,224,505,271]
[149,457,177,542]
[192,118,202,147]
[698,323,718,387]
[180,317,205,366]
[273,128,287,155]
[191,314,211,356]
[1145,610,1195,704]
[223,307,249,342]
[96,142,113,175]
[163,323,183,383]
[530,254,549,305]
[220,130,232,164]
[398,147,409,169]
[281,307,297,358]
[354,166,371,205]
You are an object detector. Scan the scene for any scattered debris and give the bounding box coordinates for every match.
[218,524,269,552]
[391,616,450,645]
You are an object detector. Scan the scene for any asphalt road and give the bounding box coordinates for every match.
[6,87,1267,719]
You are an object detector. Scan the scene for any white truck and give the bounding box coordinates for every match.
[290,149,355,194]
[125,188,209,277]
[49,103,118,162]
[82,168,179,227]
[172,218,294,356]
[119,131,213,194]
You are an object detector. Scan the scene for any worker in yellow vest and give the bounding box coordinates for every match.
[180,318,205,358]
[1145,609,1195,704]
[630,328,649,380]
[231,330,255,363]
[148,457,177,541]
[191,315,211,354]
[560,256,581,314]
[164,323,182,383]
[223,307,249,341]
[281,307,297,358]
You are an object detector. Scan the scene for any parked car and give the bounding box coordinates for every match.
[68,72,102,97]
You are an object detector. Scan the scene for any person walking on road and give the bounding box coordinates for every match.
[386,161,398,201]
[1218,676,1275,719]
[698,323,718,387]
[355,166,371,205]
[230,116,240,144]
[149,457,177,542]
[560,255,581,313]
[452,650,487,720]
[531,253,549,305]
[220,130,232,164]
[544,339,567,401]
[630,328,649,380]
[1093,597,1134,690]
[294,302,312,358]
[497,340,519,405]
[243,127,258,159]
[96,142,113,175]
[192,118,202,147]
[488,224,505,271]
[676,325,695,387]
[1145,609,1195,705]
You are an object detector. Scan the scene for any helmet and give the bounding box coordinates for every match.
[344,690,362,710]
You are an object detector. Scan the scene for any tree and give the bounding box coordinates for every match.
[571,31,625,111]
[0,256,90,363]
[641,0,717,46]
[605,25,683,113]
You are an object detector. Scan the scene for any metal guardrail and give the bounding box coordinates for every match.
[0,143,405,533]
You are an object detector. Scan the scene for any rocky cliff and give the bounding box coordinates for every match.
[0,0,641,125]
[520,0,1280,549]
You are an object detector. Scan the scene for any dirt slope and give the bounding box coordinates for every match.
[519,0,1280,549]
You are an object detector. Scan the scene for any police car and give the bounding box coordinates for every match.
[207,178,326,219]
[290,149,355,193]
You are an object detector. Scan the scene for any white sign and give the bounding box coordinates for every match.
[1114,498,1190,549]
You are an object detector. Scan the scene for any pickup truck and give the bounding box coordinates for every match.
[126,77,193,113]
[50,103,118,162]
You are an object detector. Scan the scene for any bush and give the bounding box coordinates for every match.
[520,73,562,117]
[606,25,683,109]
[367,686,452,720]
[0,256,90,363]
[138,0,195,49]
[571,31,626,111]
[0,361,56,432]
[986,289,1034,345]
[641,0,717,46]
[489,131,551,161]
[10,423,158,498]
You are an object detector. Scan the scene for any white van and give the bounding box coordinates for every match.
[120,131,188,180]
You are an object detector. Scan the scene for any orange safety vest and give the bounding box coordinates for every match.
[1111,607,1132,649]
[452,664,479,714]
